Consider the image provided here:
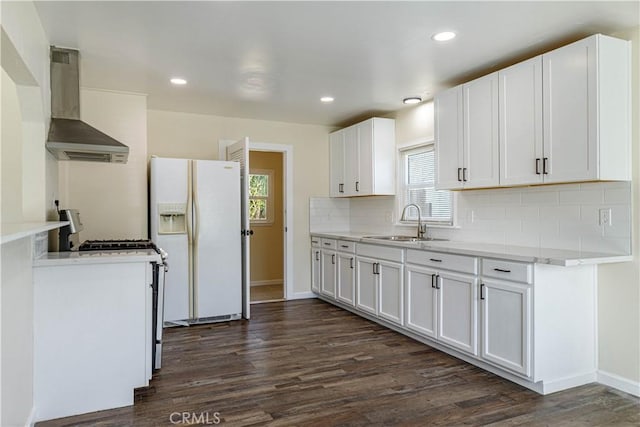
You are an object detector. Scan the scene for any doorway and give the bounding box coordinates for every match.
[248,151,285,303]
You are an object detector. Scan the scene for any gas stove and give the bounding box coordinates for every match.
[79,239,160,253]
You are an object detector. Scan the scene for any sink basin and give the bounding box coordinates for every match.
[364,235,449,242]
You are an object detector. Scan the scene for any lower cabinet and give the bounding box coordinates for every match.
[311,248,321,293]
[356,244,404,326]
[437,271,478,356]
[404,264,478,355]
[320,250,336,297]
[480,278,531,377]
[336,252,356,305]
[355,257,377,315]
[311,235,597,395]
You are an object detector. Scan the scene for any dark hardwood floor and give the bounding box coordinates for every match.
[38,299,639,426]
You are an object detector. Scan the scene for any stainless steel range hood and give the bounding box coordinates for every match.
[46,47,129,163]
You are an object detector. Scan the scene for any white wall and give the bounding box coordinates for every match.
[597,26,640,388]
[0,2,50,425]
[58,89,148,241]
[148,109,331,295]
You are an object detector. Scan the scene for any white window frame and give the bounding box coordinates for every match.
[248,168,274,226]
[397,140,455,226]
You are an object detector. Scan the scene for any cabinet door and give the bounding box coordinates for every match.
[356,120,374,195]
[356,257,377,315]
[437,271,478,355]
[543,36,597,183]
[336,252,355,305]
[329,131,345,197]
[499,57,544,186]
[378,260,404,326]
[481,279,531,377]
[320,250,336,298]
[463,73,500,188]
[311,249,321,293]
[343,126,359,196]
[405,265,438,338]
[435,86,464,190]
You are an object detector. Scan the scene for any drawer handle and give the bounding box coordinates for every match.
[311,240,319,244]
[324,242,332,246]
[493,268,511,273]
[429,258,442,262]
[340,245,349,248]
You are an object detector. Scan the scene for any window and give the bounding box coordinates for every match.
[398,144,453,225]
[249,170,274,224]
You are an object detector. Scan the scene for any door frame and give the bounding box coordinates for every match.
[219,140,294,301]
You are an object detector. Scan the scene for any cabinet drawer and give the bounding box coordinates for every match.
[406,249,477,275]
[320,239,337,250]
[357,243,404,263]
[337,240,355,253]
[482,259,532,284]
[310,237,321,247]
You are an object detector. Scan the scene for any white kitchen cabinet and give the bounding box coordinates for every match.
[437,33,630,189]
[436,271,478,356]
[406,249,479,356]
[377,260,404,325]
[320,250,336,298]
[311,234,600,395]
[33,260,153,421]
[356,257,377,314]
[329,132,345,197]
[405,264,438,339]
[356,243,404,325]
[480,278,531,377]
[542,34,631,183]
[336,242,356,306]
[435,74,499,190]
[329,117,396,197]
[499,56,544,186]
[311,237,321,294]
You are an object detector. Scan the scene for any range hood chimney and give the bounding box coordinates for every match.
[46,47,129,163]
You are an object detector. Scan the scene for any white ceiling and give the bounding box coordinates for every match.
[34,1,639,127]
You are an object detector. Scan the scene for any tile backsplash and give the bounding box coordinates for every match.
[310,181,632,254]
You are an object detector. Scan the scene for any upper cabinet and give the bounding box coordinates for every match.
[436,34,631,190]
[436,73,500,190]
[329,117,396,197]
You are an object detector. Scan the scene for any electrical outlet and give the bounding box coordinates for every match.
[599,208,612,226]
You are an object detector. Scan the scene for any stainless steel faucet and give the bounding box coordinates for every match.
[401,203,426,239]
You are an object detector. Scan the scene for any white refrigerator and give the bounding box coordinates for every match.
[150,157,242,324]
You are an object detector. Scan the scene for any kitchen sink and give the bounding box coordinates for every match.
[363,235,449,242]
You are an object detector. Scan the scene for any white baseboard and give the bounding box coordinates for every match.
[287,291,317,300]
[25,405,36,427]
[598,370,640,397]
[250,279,283,287]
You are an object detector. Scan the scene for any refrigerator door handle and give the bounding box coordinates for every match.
[191,161,199,319]
[186,160,195,319]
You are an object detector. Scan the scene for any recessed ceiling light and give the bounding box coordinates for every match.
[432,31,456,42]
[320,96,334,103]
[170,78,187,85]
[403,97,422,105]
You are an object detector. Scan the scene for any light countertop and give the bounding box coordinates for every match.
[310,231,632,266]
[1,221,69,245]
[34,249,162,267]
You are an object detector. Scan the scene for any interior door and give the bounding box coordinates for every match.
[227,137,251,320]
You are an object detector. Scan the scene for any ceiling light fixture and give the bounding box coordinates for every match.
[432,31,456,42]
[403,97,422,105]
[320,96,334,103]
[170,77,187,85]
